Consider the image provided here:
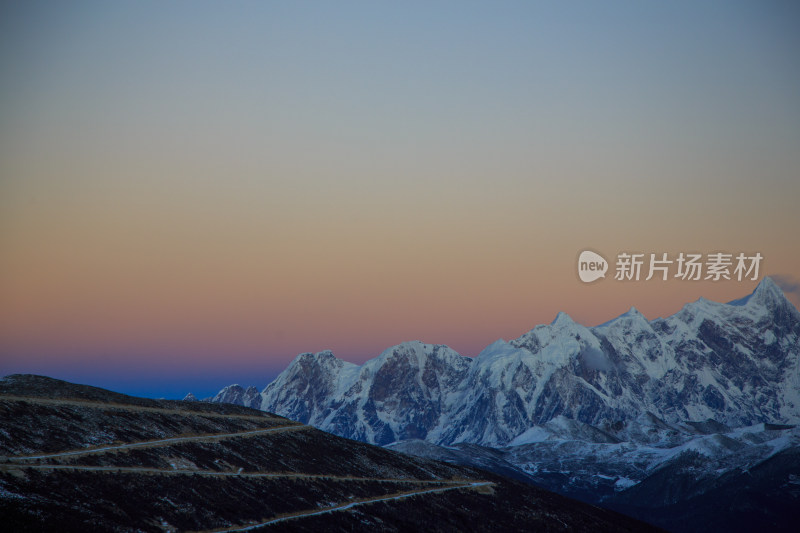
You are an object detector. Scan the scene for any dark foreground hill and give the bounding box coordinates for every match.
[0,374,658,532]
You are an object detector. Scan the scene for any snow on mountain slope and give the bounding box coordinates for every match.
[504,418,800,503]
[213,277,800,447]
[261,342,471,444]
[213,384,263,410]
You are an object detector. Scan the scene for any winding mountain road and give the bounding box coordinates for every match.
[213,482,495,532]
[1,395,280,421]
[0,462,471,486]
[7,424,307,461]
[2,392,497,531]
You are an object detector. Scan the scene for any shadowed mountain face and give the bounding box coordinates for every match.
[0,375,657,532]
[387,419,800,533]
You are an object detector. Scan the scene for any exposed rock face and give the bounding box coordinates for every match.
[212,384,263,410]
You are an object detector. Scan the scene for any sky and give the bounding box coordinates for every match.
[1,1,799,399]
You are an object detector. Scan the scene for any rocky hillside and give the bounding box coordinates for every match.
[0,375,655,532]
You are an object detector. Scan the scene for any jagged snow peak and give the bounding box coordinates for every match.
[213,384,263,410]
[211,277,800,447]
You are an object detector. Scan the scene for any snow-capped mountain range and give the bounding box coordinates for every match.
[202,277,800,530]
[208,277,800,448]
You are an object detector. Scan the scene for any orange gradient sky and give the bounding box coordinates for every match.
[1,2,799,397]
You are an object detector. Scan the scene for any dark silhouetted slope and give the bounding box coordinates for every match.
[0,375,658,532]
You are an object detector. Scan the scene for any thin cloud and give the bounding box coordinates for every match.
[771,274,800,296]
